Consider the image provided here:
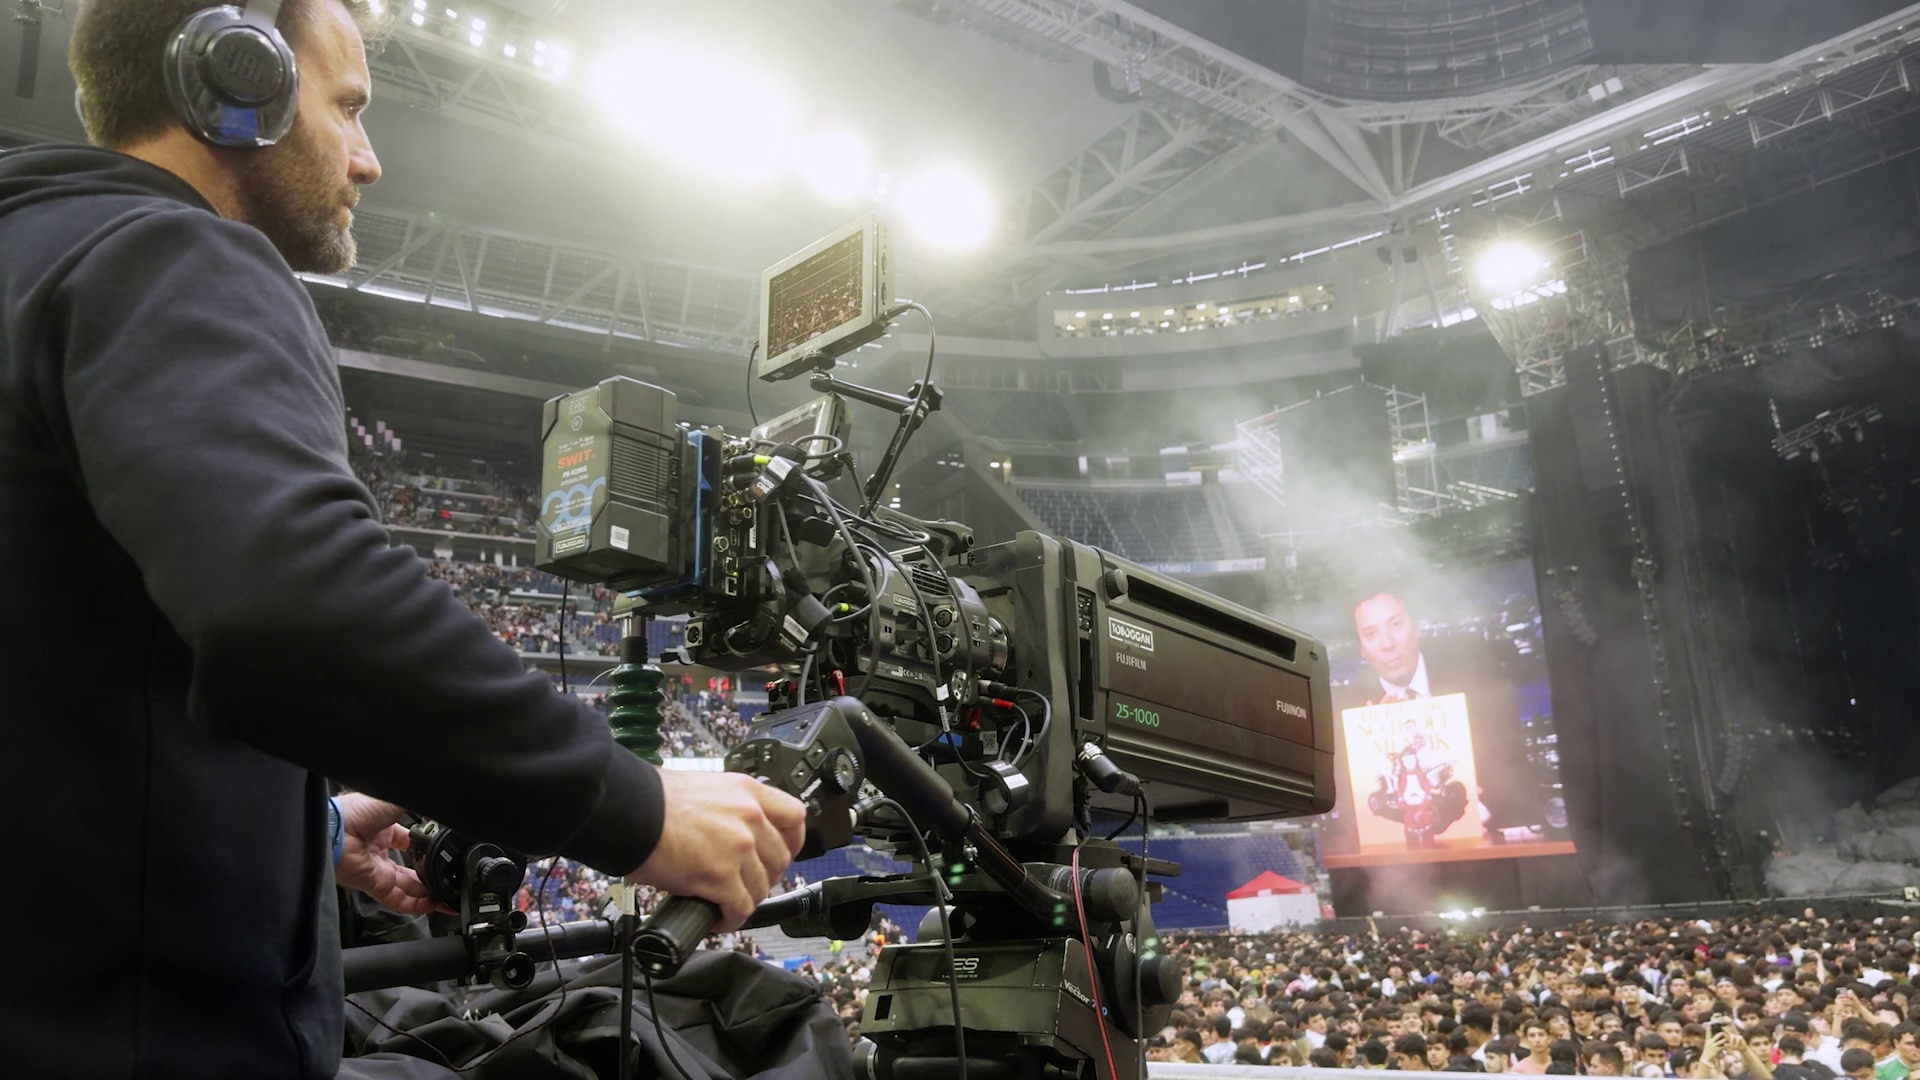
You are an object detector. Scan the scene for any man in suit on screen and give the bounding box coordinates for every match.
[1349,588,1546,843]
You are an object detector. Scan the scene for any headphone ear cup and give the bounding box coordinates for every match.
[163,5,300,148]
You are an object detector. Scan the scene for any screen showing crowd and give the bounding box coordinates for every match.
[765,233,865,360]
[1314,558,1574,868]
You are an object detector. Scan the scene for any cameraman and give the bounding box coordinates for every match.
[0,2,805,1078]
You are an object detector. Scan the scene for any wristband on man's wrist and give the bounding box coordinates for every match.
[327,797,345,867]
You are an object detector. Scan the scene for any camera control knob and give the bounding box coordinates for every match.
[1102,568,1129,600]
[821,748,860,794]
[477,856,522,896]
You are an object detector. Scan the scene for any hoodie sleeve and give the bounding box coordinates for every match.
[47,205,662,877]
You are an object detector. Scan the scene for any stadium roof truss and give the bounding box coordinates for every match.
[304,206,760,353]
[344,1,1920,356]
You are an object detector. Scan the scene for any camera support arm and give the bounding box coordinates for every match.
[806,371,942,515]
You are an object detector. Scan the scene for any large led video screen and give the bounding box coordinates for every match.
[1312,558,1575,868]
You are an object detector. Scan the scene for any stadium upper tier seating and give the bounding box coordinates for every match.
[1015,483,1268,563]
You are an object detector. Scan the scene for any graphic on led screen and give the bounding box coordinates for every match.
[1315,559,1574,868]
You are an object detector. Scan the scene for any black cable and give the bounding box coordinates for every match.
[791,433,845,461]
[860,302,937,517]
[643,970,699,1080]
[805,476,881,698]
[875,796,967,1080]
[1102,799,1141,841]
[559,583,570,696]
[744,341,762,429]
[1134,791,1150,1080]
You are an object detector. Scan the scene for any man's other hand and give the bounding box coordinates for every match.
[334,793,441,917]
[627,769,807,931]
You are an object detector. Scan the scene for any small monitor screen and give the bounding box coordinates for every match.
[766,234,865,362]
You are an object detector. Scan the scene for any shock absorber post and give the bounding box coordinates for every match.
[605,593,665,765]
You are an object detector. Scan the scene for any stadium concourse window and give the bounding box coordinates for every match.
[1051,284,1337,339]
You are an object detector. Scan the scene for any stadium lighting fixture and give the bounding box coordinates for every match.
[1164,308,1175,316]
[1102,313,1112,320]
[1129,310,1140,319]
[469,31,484,46]
[898,166,996,250]
[800,130,872,202]
[410,11,424,25]
[471,16,485,30]
[592,43,794,185]
[502,43,516,57]
[1196,302,1207,310]
[1474,241,1552,297]
[1075,311,1086,318]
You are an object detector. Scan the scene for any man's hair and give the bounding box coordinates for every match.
[1586,1044,1626,1072]
[1360,1038,1391,1066]
[1839,1019,1878,1046]
[1842,1049,1877,1073]
[1779,1034,1807,1057]
[1462,1005,1495,1034]
[70,0,392,149]
[1394,1033,1429,1058]
[1892,1021,1920,1043]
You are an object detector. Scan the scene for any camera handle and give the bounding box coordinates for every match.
[342,918,618,995]
[633,696,1093,978]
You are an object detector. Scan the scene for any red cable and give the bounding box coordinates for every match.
[1070,846,1122,1080]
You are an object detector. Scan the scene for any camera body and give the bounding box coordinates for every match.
[536,376,1334,853]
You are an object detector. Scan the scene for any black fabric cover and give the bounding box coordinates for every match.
[344,950,852,1080]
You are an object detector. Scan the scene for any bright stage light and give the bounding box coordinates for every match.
[800,130,872,202]
[1475,241,1552,296]
[591,43,794,185]
[898,166,996,250]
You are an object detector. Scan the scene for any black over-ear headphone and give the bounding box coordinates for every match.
[162,0,300,148]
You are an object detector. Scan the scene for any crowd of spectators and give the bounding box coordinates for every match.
[764,909,1920,1059]
[347,446,539,539]
[1108,912,1920,1074]
[419,558,625,657]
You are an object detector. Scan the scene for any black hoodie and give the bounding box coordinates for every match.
[0,144,664,1078]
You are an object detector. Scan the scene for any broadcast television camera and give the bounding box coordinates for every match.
[524,219,1336,1079]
